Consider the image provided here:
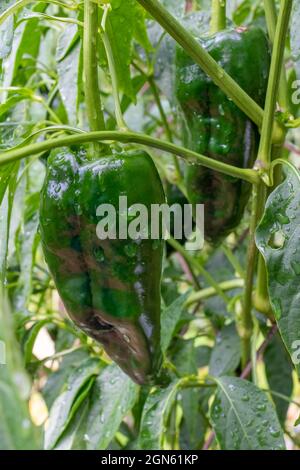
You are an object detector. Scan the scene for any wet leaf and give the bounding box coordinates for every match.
[66,364,139,450]
[209,323,241,377]
[44,358,101,449]
[264,333,294,424]
[139,379,180,450]
[256,166,300,375]
[160,291,190,354]
[211,376,285,450]
[56,24,81,126]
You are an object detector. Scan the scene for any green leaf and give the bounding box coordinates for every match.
[0,0,15,61]
[232,0,252,25]
[15,191,40,312]
[1,3,45,90]
[44,358,101,450]
[42,349,90,409]
[0,291,41,449]
[256,166,300,375]
[56,24,81,126]
[211,376,285,450]
[209,324,241,377]
[139,379,180,450]
[173,339,207,449]
[65,364,139,450]
[100,0,150,101]
[22,319,50,365]
[264,333,294,425]
[0,163,19,283]
[160,291,190,354]
[295,414,300,427]
[55,400,90,451]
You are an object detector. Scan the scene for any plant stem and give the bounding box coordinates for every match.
[210,0,226,34]
[263,0,290,112]
[255,0,292,314]
[83,0,106,136]
[222,244,245,279]
[100,7,128,131]
[239,183,264,368]
[168,238,230,303]
[258,0,293,165]
[185,278,244,307]
[0,131,260,183]
[135,0,281,140]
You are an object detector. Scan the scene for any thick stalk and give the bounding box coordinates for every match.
[263,0,290,111]
[185,278,244,307]
[239,183,264,368]
[258,0,292,165]
[0,131,260,183]
[255,0,292,313]
[210,0,226,34]
[135,0,281,141]
[83,0,105,134]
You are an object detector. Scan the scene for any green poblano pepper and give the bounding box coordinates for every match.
[175,27,270,244]
[39,149,165,385]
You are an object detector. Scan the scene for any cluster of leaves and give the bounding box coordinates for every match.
[0,0,300,452]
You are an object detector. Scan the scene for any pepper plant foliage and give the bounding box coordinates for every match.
[0,0,300,451]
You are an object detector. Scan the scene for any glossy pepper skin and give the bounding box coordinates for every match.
[166,182,189,255]
[175,27,270,244]
[40,148,165,385]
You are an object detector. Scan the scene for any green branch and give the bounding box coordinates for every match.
[0,131,260,183]
[255,0,293,316]
[263,0,290,111]
[239,183,264,368]
[185,278,244,307]
[258,0,293,165]
[16,13,83,27]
